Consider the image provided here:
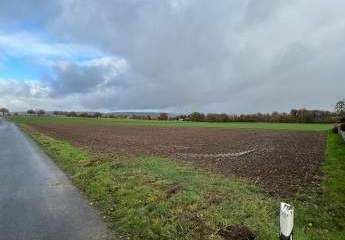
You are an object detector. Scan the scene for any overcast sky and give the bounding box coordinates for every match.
[0,0,344,113]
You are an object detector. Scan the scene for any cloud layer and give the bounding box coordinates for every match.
[1,0,345,113]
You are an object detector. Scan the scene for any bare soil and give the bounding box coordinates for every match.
[218,225,256,240]
[30,124,326,196]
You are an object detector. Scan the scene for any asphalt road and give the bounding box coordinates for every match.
[0,118,112,240]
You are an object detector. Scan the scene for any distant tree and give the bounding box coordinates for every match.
[79,112,89,118]
[176,114,187,121]
[53,111,65,116]
[67,111,77,117]
[37,109,46,116]
[94,112,102,119]
[335,99,345,122]
[289,109,298,122]
[0,107,9,116]
[189,112,205,122]
[206,113,228,122]
[27,109,35,114]
[158,113,168,120]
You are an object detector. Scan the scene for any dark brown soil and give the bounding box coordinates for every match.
[218,225,256,240]
[30,124,326,196]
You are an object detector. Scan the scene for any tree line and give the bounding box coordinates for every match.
[110,108,338,123]
[2,98,345,123]
[7,108,343,123]
[173,109,337,123]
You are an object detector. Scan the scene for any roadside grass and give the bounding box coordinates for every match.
[9,115,332,131]
[18,124,345,239]
[293,132,345,240]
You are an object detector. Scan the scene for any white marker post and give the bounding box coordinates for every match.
[280,202,294,240]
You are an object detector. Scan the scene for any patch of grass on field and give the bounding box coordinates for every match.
[323,132,345,204]
[9,115,332,131]
[20,125,345,239]
[293,131,345,240]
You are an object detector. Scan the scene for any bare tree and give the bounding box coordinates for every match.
[335,99,345,121]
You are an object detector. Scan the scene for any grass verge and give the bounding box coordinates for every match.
[293,131,345,240]
[19,124,345,239]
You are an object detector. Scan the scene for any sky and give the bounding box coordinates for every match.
[0,0,345,113]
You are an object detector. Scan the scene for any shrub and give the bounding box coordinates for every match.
[340,117,345,123]
[332,126,339,134]
[340,123,345,132]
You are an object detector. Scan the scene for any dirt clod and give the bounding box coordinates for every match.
[166,185,181,197]
[218,225,256,240]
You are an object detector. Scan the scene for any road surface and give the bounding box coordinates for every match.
[0,118,112,240]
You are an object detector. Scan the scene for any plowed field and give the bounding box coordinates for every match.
[31,124,326,196]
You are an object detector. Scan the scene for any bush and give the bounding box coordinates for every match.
[332,126,339,134]
[340,123,345,132]
[340,117,345,123]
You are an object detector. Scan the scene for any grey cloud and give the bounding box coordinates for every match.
[49,0,345,112]
[2,0,345,112]
[48,57,128,96]
[243,0,288,26]
[0,0,60,28]
[0,80,48,98]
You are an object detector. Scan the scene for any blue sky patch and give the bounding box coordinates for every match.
[0,57,45,80]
